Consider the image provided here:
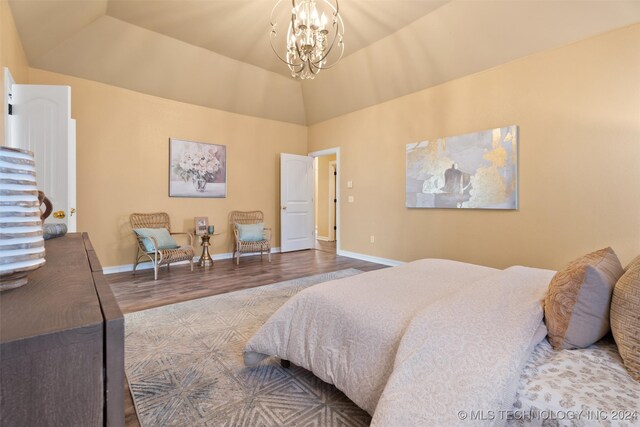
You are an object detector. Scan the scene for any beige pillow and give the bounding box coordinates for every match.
[545,247,624,350]
[611,256,640,380]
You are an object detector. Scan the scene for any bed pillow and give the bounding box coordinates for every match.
[237,223,265,242]
[134,228,179,252]
[611,255,640,380]
[544,247,624,350]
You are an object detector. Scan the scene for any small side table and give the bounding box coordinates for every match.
[198,234,214,267]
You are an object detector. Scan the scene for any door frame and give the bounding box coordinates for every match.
[309,147,340,252]
[4,67,15,147]
[328,160,336,241]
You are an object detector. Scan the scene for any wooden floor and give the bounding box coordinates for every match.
[106,249,385,426]
[314,239,336,253]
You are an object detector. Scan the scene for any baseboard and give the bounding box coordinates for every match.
[336,249,404,267]
[103,247,282,275]
[315,236,330,241]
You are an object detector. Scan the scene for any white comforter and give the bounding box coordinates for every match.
[244,259,555,425]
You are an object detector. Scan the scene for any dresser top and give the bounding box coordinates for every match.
[0,233,104,348]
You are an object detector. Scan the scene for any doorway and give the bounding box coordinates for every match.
[311,149,338,254]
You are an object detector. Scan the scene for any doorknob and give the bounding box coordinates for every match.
[282,206,287,210]
[53,210,66,219]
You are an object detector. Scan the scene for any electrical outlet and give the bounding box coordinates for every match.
[347,181,353,188]
[348,196,354,203]
[370,235,375,243]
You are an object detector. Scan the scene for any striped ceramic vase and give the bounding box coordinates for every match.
[0,146,45,291]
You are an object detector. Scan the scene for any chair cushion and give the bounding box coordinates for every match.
[134,228,179,252]
[237,223,265,242]
[544,247,624,350]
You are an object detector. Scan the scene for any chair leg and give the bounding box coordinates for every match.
[268,250,271,262]
[167,262,170,271]
[132,250,139,275]
[154,263,158,281]
[236,252,240,265]
[190,259,194,272]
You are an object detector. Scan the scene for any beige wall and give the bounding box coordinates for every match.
[315,154,336,239]
[9,20,640,271]
[0,0,29,142]
[309,25,640,270]
[29,68,307,268]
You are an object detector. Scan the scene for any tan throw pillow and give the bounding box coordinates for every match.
[611,256,640,380]
[544,247,624,350]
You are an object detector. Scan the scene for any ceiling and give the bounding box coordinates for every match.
[9,0,640,125]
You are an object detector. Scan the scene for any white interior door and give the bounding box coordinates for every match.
[280,153,314,252]
[12,84,76,231]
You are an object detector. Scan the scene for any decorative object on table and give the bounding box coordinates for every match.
[208,225,215,235]
[230,210,272,265]
[406,125,518,209]
[124,269,365,426]
[194,216,208,236]
[0,146,46,291]
[37,191,52,220]
[130,212,195,280]
[169,138,226,198]
[198,234,214,267]
[269,0,345,80]
[43,223,68,240]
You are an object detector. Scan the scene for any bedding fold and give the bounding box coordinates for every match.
[244,258,498,413]
[371,266,555,427]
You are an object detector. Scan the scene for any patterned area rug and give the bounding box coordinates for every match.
[125,269,371,427]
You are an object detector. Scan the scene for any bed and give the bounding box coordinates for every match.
[509,337,639,427]
[243,259,639,426]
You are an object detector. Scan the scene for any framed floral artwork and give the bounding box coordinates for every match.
[169,138,227,198]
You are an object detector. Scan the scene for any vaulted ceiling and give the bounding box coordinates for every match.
[9,0,640,125]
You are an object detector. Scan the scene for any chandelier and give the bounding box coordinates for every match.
[270,0,345,80]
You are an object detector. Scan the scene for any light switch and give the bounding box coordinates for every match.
[348,196,354,203]
[347,181,353,188]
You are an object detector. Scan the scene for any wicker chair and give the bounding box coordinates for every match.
[130,212,195,280]
[230,210,272,265]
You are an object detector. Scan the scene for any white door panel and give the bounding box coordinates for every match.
[12,84,75,229]
[280,153,314,252]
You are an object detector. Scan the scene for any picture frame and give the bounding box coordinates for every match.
[169,138,227,198]
[406,125,518,210]
[194,217,209,236]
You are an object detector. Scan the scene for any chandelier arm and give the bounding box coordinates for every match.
[311,42,344,70]
[269,32,304,68]
[269,0,306,68]
[309,14,344,69]
[308,60,321,76]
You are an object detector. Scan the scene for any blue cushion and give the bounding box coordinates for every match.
[237,223,265,242]
[134,228,179,252]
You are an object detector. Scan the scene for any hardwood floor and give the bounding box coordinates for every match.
[107,249,386,426]
[314,239,337,253]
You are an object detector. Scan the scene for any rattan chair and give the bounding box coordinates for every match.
[230,210,272,265]
[130,212,195,280]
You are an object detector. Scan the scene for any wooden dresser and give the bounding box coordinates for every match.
[0,233,124,427]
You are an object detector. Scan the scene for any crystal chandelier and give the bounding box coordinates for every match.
[270,0,345,80]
